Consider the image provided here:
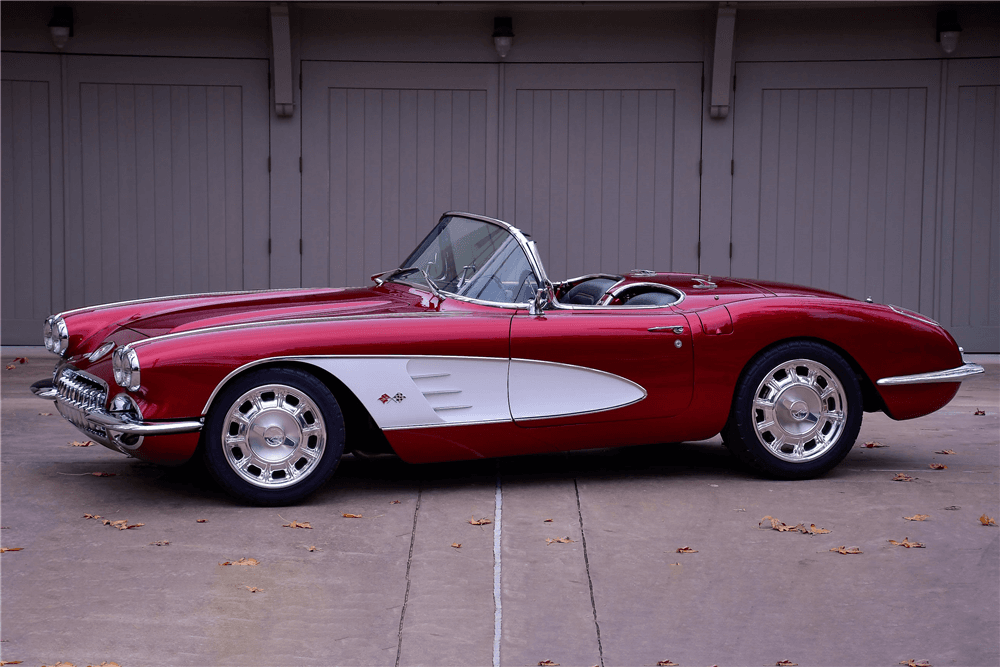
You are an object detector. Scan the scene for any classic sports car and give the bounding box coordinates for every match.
[33,212,983,505]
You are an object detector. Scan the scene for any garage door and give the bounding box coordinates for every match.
[301,62,498,288]
[937,58,999,352]
[1,54,63,344]
[732,61,942,319]
[63,56,270,311]
[502,64,703,280]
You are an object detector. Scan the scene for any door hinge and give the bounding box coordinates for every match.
[731,159,734,175]
[268,156,271,172]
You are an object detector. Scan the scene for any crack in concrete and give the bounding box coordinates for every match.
[493,467,503,667]
[575,478,604,667]
[395,487,421,667]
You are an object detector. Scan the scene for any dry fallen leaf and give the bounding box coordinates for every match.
[899,660,932,667]
[892,473,914,482]
[389,500,401,504]
[935,449,957,455]
[39,412,52,416]
[544,518,554,522]
[89,663,122,667]
[149,540,170,547]
[656,661,679,666]
[12,357,26,364]
[943,505,961,511]
[469,516,492,526]
[342,513,363,519]
[537,661,559,666]
[546,537,575,546]
[973,409,985,415]
[451,542,462,549]
[70,441,93,447]
[929,463,947,470]
[861,441,888,448]
[888,537,925,548]
[1,660,24,665]
[830,546,863,554]
[83,513,102,520]
[41,664,74,667]
[759,516,830,535]
[0,547,24,553]
[904,515,930,521]
[776,662,799,667]
[979,514,997,527]
[283,520,313,529]
[4,365,13,370]
[91,471,116,477]
[307,545,319,552]
[239,585,263,593]
[196,519,208,523]
[101,519,142,530]
[220,557,260,567]
[676,546,698,553]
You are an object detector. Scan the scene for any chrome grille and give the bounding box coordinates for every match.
[56,367,108,412]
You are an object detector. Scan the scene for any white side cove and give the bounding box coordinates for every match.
[508,359,647,420]
[300,355,647,430]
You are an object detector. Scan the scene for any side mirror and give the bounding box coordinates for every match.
[529,285,552,316]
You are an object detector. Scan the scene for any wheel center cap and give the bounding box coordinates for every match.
[263,425,285,447]
[789,400,809,421]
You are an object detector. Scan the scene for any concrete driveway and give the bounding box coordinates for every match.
[2,350,997,667]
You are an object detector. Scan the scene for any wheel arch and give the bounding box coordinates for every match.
[201,359,393,456]
[734,336,884,414]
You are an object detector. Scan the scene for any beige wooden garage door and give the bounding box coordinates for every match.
[300,62,499,288]
[2,54,63,344]
[502,64,703,280]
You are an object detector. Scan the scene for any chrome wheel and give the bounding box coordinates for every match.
[221,383,327,489]
[751,358,847,463]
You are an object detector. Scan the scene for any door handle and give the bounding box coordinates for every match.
[648,326,684,334]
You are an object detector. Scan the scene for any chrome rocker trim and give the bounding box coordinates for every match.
[876,362,985,386]
[31,379,203,437]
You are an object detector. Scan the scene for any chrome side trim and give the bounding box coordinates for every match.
[876,362,985,386]
[888,304,939,326]
[30,379,59,399]
[130,311,472,350]
[86,412,204,436]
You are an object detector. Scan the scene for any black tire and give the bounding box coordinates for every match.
[723,341,862,480]
[203,367,345,506]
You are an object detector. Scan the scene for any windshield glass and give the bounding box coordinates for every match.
[396,215,539,305]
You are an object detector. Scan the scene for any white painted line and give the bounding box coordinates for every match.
[493,471,503,667]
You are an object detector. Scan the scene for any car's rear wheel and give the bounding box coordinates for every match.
[723,341,862,479]
[203,368,345,505]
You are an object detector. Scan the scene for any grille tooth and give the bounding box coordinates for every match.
[55,367,107,413]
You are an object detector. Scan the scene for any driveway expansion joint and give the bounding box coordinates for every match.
[576,477,605,667]
[395,486,422,667]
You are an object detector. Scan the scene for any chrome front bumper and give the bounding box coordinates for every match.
[31,378,202,451]
[876,362,985,386]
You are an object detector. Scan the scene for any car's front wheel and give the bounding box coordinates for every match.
[203,368,345,505]
[723,341,863,479]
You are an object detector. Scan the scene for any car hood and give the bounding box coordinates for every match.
[61,284,424,356]
[729,277,852,300]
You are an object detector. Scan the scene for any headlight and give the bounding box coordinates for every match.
[44,316,69,356]
[113,345,141,391]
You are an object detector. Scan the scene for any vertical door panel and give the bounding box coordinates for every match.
[1,54,63,344]
[301,62,498,289]
[939,59,1000,352]
[502,64,702,281]
[63,56,269,311]
[732,61,940,318]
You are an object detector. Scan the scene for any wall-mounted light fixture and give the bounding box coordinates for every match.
[48,6,74,50]
[936,9,962,54]
[493,17,514,59]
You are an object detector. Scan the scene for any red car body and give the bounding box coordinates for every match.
[33,212,981,504]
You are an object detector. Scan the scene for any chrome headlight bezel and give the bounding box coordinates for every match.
[112,345,141,391]
[43,316,69,355]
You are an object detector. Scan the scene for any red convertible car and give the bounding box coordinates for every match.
[33,212,983,505]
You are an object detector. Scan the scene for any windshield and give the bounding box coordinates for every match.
[396,215,539,305]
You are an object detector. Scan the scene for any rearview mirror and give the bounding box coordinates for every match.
[529,286,552,316]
